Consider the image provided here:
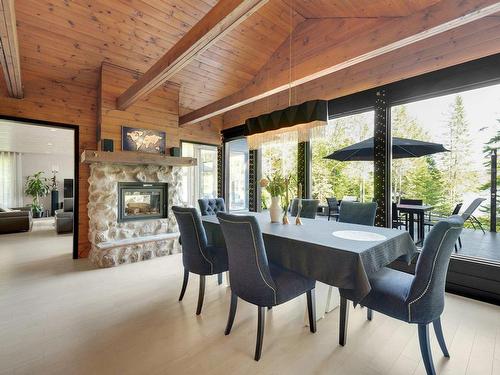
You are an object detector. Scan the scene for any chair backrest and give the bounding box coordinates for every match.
[290,199,320,219]
[461,198,486,220]
[406,215,464,324]
[338,201,377,226]
[451,203,463,215]
[326,197,338,211]
[216,212,277,306]
[172,206,213,275]
[198,198,226,216]
[400,198,423,205]
[391,202,399,222]
[63,198,73,212]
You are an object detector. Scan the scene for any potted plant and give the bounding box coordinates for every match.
[25,171,50,218]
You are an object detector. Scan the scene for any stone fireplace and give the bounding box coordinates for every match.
[87,162,182,268]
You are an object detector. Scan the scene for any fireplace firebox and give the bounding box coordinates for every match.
[117,182,168,222]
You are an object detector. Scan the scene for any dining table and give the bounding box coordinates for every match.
[397,204,434,243]
[202,212,417,303]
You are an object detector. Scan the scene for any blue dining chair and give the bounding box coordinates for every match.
[216,212,317,361]
[338,215,464,375]
[338,201,377,226]
[290,198,320,219]
[172,206,228,315]
[198,198,226,216]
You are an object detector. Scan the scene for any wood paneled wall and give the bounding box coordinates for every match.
[0,63,221,258]
[100,63,221,149]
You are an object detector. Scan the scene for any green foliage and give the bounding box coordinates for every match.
[25,171,50,213]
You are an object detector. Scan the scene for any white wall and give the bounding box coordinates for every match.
[21,153,74,211]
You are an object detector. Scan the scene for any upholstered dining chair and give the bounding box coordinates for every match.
[338,215,464,375]
[290,198,320,219]
[216,212,317,361]
[338,201,377,226]
[198,198,226,216]
[326,197,339,221]
[172,206,228,315]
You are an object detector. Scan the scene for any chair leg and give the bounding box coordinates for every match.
[458,236,462,248]
[454,243,458,252]
[255,306,266,361]
[178,268,189,301]
[367,308,373,321]
[432,318,450,358]
[339,296,349,346]
[267,306,272,310]
[196,275,206,315]
[418,324,436,375]
[472,216,486,234]
[225,291,238,335]
[217,273,223,285]
[306,289,317,333]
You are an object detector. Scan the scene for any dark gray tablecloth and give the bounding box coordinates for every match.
[202,212,417,302]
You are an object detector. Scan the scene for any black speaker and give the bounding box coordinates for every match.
[170,147,180,157]
[64,179,74,198]
[102,139,114,152]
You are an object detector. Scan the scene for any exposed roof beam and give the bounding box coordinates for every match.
[180,0,500,126]
[116,0,268,110]
[0,0,22,98]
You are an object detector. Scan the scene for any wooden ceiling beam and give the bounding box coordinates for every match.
[0,0,22,98]
[116,0,268,111]
[179,0,500,126]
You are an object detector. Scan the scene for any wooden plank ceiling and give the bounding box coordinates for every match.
[0,0,477,122]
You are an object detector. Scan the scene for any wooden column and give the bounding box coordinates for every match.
[373,90,391,228]
[248,149,258,212]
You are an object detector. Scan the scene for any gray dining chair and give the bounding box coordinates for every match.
[326,197,339,221]
[198,198,226,216]
[172,206,228,315]
[216,212,317,361]
[290,198,320,219]
[338,215,464,375]
[338,201,377,226]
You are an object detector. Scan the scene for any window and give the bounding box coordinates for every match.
[225,138,249,211]
[259,132,298,209]
[181,142,218,207]
[391,83,500,263]
[310,111,375,205]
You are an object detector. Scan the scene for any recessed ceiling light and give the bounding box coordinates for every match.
[47,142,53,146]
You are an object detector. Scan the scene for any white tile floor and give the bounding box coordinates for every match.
[1,225,499,375]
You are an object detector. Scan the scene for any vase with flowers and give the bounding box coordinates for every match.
[259,172,287,223]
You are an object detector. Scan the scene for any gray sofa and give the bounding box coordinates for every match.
[55,198,73,234]
[0,206,33,234]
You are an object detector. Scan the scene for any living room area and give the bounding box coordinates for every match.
[0,120,75,254]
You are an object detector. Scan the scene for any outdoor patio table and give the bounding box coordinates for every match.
[397,204,434,243]
[202,212,417,303]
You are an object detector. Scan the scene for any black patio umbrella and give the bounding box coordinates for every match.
[324,137,448,161]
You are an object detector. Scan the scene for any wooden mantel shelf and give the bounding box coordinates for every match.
[81,150,197,167]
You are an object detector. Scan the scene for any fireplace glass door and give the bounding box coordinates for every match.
[118,182,168,222]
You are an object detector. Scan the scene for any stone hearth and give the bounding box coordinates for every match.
[88,163,182,267]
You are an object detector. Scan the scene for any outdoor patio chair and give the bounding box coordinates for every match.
[424,203,463,251]
[461,198,487,234]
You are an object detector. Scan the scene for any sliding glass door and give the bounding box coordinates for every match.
[225,138,249,211]
[181,142,218,207]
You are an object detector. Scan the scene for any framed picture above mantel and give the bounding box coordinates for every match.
[121,126,166,154]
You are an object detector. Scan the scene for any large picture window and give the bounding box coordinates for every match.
[310,111,375,205]
[181,142,218,207]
